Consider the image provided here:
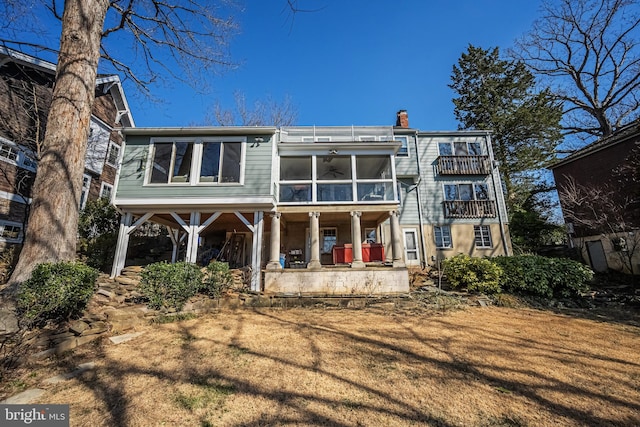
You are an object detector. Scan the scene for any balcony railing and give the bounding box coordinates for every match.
[443,200,497,218]
[436,155,490,175]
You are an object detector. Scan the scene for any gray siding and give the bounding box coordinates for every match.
[116,134,274,200]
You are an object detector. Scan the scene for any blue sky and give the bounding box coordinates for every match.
[129,0,543,129]
[12,0,543,130]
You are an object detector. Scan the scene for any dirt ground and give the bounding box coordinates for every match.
[3,305,640,427]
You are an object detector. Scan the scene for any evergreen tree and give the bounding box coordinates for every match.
[449,45,564,252]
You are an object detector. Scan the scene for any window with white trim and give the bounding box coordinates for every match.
[380,135,409,157]
[438,141,482,156]
[321,227,337,254]
[0,143,18,162]
[434,225,452,249]
[0,221,23,242]
[444,183,489,201]
[80,174,91,209]
[100,182,113,200]
[147,138,245,185]
[106,142,120,167]
[395,136,409,157]
[365,228,377,243]
[279,154,395,203]
[474,225,492,248]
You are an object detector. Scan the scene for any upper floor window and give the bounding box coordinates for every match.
[395,136,409,157]
[444,183,489,201]
[438,141,482,156]
[80,174,91,209]
[381,135,409,157]
[0,143,18,162]
[106,142,121,167]
[147,138,245,185]
[279,154,395,203]
[100,182,113,200]
[200,141,242,183]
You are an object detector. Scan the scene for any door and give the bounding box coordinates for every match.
[586,240,608,272]
[403,228,420,266]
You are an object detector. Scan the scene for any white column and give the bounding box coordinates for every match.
[266,212,282,270]
[390,210,406,268]
[110,212,133,278]
[351,211,365,269]
[251,211,264,291]
[185,211,201,263]
[308,211,321,269]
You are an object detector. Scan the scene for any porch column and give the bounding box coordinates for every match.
[110,212,133,278]
[185,211,201,263]
[308,211,321,269]
[351,211,365,269]
[266,212,282,270]
[251,211,264,291]
[390,210,406,268]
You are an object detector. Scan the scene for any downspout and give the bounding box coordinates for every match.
[486,132,511,255]
[412,130,428,268]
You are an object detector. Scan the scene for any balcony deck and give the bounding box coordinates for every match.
[443,200,497,218]
[436,155,491,175]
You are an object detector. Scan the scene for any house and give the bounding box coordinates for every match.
[0,47,134,249]
[550,120,640,274]
[110,110,511,294]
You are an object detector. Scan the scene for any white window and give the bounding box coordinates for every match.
[403,229,420,264]
[0,143,18,162]
[147,138,245,185]
[199,140,242,184]
[0,221,23,242]
[365,228,377,243]
[434,225,452,249]
[100,182,113,201]
[106,142,120,167]
[444,183,489,201]
[474,225,492,248]
[279,153,395,204]
[438,141,482,156]
[80,174,91,209]
[395,136,409,157]
[321,228,337,254]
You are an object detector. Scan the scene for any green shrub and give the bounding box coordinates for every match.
[139,262,203,310]
[491,255,593,298]
[442,254,502,294]
[201,261,233,298]
[16,261,98,327]
[79,233,118,272]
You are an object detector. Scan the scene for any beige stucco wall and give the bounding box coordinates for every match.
[263,268,410,295]
[573,232,640,275]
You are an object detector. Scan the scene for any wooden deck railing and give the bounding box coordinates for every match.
[436,156,490,175]
[443,200,497,218]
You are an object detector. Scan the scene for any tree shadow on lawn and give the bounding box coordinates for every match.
[51,306,639,427]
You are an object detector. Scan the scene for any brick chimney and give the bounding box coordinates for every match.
[396,110,409,128]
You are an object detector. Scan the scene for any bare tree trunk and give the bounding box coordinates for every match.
[8,0,109,287]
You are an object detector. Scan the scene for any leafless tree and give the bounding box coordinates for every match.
[206,90,298,126]
[514,0,640,144]
[0,0,251,287]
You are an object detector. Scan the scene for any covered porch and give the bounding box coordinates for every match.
[263,205,409,295]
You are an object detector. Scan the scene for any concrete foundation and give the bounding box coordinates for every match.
[263,267,409,295]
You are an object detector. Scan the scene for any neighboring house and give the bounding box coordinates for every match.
[550,119,640,274]
[111,110,511,294]
[0,47,134,249]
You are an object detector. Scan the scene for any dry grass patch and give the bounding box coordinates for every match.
[3,306,639,426]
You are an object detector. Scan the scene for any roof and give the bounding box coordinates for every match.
[550,119,640,169]
[0,46,135,128]
[122,126,277,136]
